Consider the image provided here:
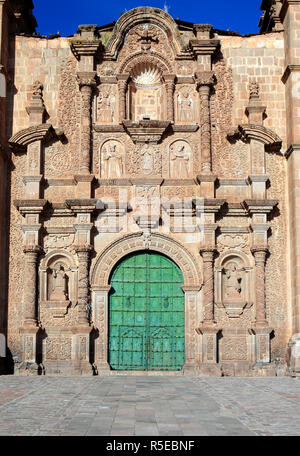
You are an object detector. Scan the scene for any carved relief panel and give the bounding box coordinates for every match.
[95,85,117,124]
[127,143,162,177]
[215,251,254,318]
[100,139,125,178]
[175,85,198,124]
[168,140,193,178]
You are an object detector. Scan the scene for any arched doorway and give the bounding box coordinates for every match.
[108,251,185,371]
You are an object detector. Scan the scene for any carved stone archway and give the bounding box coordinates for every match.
[90,232,202,372]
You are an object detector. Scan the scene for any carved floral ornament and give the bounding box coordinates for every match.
[215,250,254,319]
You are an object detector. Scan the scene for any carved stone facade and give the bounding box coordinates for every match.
[0,2,299,377]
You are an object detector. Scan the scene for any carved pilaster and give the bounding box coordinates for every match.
[251,247,269,326]
[164,74,176,123]
[77,72,97,174]
[23,246,42,327]
[196,72,216,173]
[117,74,129,124]
[200,248,216,323]
[75,245,93,325]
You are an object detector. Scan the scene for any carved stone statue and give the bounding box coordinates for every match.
[104,143,124,178]
[98,92,114,123]
[224,262,243,300]
[170,144,190,178]
[32,81,43,97]
[50,264,69,301]
[178,90,193,122]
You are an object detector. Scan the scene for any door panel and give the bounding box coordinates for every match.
[109,251,185,371]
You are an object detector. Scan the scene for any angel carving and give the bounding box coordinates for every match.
[134,25,159,51]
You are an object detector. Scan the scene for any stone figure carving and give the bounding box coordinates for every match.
[224,262,243,300]
[134,24,159,52]
[178,90,193,122]
[32,81,43,97]
[49,264,69,301]
[102,142,124,178]
[170,143,190,178]
[249,80,260,98]
[98,92,114,123]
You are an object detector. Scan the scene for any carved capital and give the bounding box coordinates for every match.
[77,71,97,89]
[251,247,268,263]
[195,71,216,89]
[23,245,43,257]
[75,244,93,255]
[200,248,216,262]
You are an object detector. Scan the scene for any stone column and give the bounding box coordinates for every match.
[251,247,268,326]
[92,286,111,372]
[20,245,42,371]
[196,72,215,174]
[200,248,216,323]
[164,74,176,122]
[76,245,93,326]
[251,247,272,364]
[77,72,97,174]
[23,246,41,327]
[117,74,129,123]
[196,248,221,375]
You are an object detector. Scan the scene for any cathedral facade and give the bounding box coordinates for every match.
[0,0,299,376]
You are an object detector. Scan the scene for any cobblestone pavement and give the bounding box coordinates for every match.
[0,376,299,436]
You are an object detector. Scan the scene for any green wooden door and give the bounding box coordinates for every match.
[109,251,185,371]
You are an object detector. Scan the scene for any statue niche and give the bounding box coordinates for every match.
[49,263,69,301]
[169,140,192,178]
[128,63,164,121]
[215,252,254,318]
[100,140,125,178]
[39,251,78,318]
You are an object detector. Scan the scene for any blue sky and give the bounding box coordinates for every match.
[34,0,262,36]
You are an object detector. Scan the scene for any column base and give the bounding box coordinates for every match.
[17,361,41,376]
[183,362,197,376]
[287,333,300,376]
[42,360,94,376]
[252,326,273,363]
[197,363,223,377]
[196,323,221,364]
[93,361,111,376]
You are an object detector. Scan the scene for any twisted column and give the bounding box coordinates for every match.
[76,245,93,325]
[196,72,215,174]
[23,246,41,327]
[164,74,176,122]
[77,72,97,174]
[252,247,269,326]
[200,248,216,323]
[117,74,129,123]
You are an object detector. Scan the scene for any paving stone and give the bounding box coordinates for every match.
[0,376,299,436]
